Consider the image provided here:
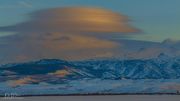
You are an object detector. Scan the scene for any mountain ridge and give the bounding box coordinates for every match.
[1,53,180,82]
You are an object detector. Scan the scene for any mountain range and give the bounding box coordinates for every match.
[0,53,180,95]
[1,53,180,84]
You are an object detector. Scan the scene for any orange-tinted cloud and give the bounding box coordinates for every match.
[7,33,118,62]
[8,76,38,87]
[48,69,71,77]
[1,7,138,34]
[0,7,139,63]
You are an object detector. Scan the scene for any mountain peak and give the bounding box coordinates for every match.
[162,38,180,45]
[35,59,69,65]
[158,53,168,57]
[157,53,172,62]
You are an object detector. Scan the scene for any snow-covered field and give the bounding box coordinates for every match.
[1,79,180,96]
[1,57,180,96]
[1,95,180,101]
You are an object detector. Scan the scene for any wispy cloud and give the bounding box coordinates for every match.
[18,0,33,8]
[0,0,33,9]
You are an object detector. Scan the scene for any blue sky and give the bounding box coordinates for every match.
[0,0,180,42]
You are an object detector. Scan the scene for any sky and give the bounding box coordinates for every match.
[0,0,180,64]
[0,0,180,42]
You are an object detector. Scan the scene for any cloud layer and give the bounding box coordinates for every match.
[0,7,138,64]
[1,7,138,33]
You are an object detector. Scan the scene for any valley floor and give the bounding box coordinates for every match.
[1,79,180,95]
[1,95,180,101]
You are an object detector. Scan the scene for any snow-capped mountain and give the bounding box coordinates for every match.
[1,53,180,82]
[0,54,180,95]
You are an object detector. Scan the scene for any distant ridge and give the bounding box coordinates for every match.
[1,53,180,80]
